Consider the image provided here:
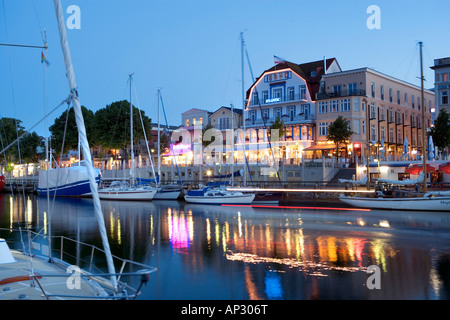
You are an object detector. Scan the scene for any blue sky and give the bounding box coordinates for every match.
[1,0,450,137]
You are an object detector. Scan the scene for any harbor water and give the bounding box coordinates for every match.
[1,193,450,300]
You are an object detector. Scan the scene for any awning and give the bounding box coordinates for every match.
[304,144,337,151]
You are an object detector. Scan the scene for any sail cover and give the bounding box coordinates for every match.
[38,165,100,190]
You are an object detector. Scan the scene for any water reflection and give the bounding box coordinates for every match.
[1,193,450,300]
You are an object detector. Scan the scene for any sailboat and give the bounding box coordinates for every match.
[152,90,182,200]
[1,0,156,300]
[98,75,157,201]
[339,42,450,212]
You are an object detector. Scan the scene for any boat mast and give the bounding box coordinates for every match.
[157,89,161,184]
[53,0,118,291]
[130,73,135,185]
[419,41,427,193]
[241,32,247,187]
[230,103,234,187]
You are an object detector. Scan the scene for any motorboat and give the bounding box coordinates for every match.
[184,186,255,205]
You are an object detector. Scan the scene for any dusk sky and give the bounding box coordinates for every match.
[1,0,450,137]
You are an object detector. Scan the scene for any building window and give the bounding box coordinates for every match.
[353,98,360,111]
[318,101,328,114]
[299,85,307,100]
[389,88,393,102]
[252,92,259,105]
[219,117,230,130]
[300,104,310,118]
[405,92,408,106]
[348,83,357,95]
[362,120,366,134]
[441,91,449,105]
[287,106,296,121]
[186,119,189,127]
[380,126,386,141]
[319,122,328,136]
[389,128,394,143]
[371,82,375,97]
[330,100,339,112]
[388,108,394,123]
[274,107,282,119]
[262,91,268,103]
[379,105,386,121]
[193,118,196,125]
[340,99,350,111]
[199,117,203,125]
[333,85,342,97]
[397,90,401,104]
[261,108,269,120]
[288,87,295,101]
[370,103,377,119]
[249,110,257,124]
[272,88,282,100]
[371,125,377,140]
[412,95,415,109]
[380,85,384,100]
[353,120,361,134]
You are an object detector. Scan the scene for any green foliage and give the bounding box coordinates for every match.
[327,116,354,159]
[430,109,450,154]
[93,100,152,150]
[269,116,286,139]
[49,106,96,155]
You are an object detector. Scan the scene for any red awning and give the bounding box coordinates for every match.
[405,164,437,175]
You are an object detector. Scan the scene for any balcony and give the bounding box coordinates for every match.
[316,89,366,100]
[245,114,315,127]
[247,93,309,107]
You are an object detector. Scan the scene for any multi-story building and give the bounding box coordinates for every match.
[431,57,450,115]
[316,67,434,162]
[244,58,341,164]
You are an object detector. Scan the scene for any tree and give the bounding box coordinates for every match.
[327,116,354,161]
[94,100,152,153]
[0,117,25,163]
[269,116,286,140]
[430,109,450,158]
[49,106,96,156]
[0,117,43,164]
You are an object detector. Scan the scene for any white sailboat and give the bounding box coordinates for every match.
[152,90,182,200]
[339,42,450,212]
[1,0,156,300]
[98,75,157,201]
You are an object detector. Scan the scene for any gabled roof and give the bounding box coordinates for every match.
[210,106,243,117]
[182,108,212,115]
[247,58,340,101]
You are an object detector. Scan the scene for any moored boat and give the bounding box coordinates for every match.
[98,180,156,201]
[339,190,450,211]
[184,186,255,205]
[0,174,5,192]
[37,162,101,197]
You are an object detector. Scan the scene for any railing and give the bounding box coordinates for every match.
[316,89,366,100]
[248,93,310,107]
[0,228,157,300]
[245,114,315,126]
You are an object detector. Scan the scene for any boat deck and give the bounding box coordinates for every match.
[0,250,106,300]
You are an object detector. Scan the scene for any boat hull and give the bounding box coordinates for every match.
[153,190,181,200]
[184,194,255,205]
[340,195,450,211]
[37,177,100,197]
[98,188,157,201]
[0,175,5,192]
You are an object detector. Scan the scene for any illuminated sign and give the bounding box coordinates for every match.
[354,143,361,149]
[265,98,281,104]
